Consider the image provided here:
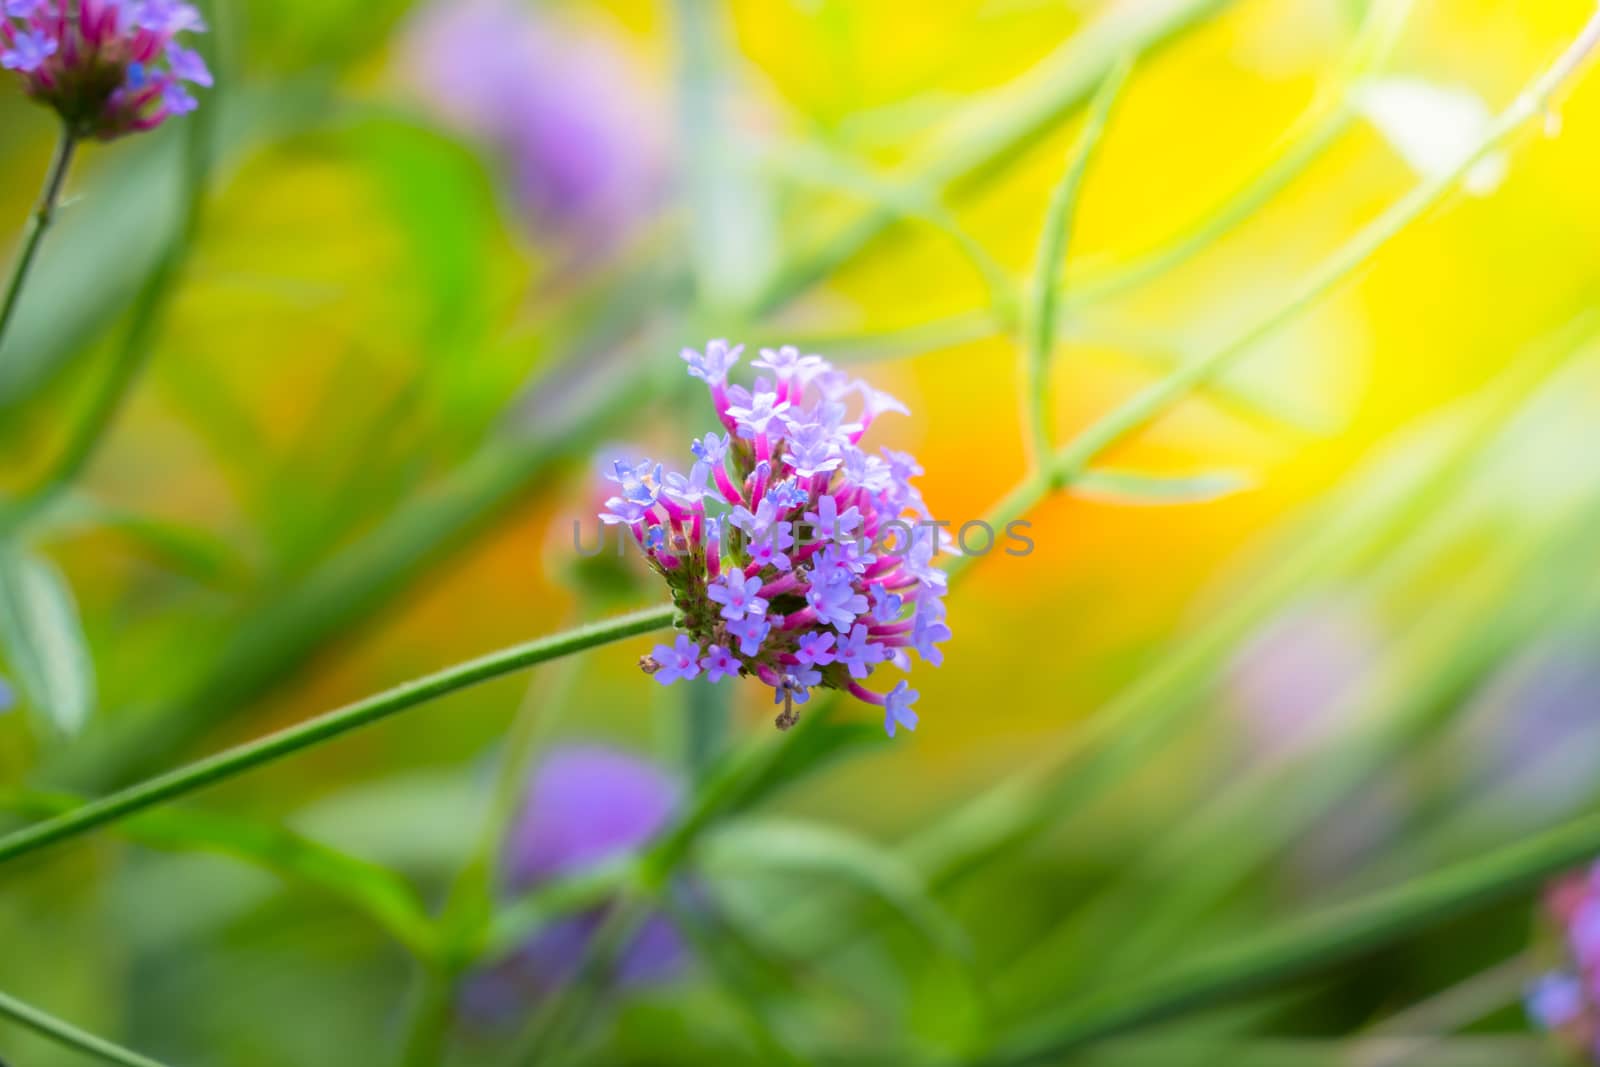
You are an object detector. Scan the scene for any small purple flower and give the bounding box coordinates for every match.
[0,676,13,713]
[1528,972,1586,1031]
[746,532,791,572]
[811,542,872,585]
[607,459,663,507]
[726,614,771,657]
[662,466,708,508]
[880,447,924,483]
[837,624,888,679]
[855,382,911,423]
[883,681,919,737]
[806,576,869,633]
[793,632,837,667]
[911,608,952,667]
[804,495,861,542]
[701,644,740,683]
[725,386,790,440]
[729,498,782,538]
[648,635,702,685]
[787,424,844,480]
[165,43,212,87]
[598,496,647,527]
[161,80,198,116]
[132,0,207,33]
[766,480,809,509]
[872,590,905,624]
[843,449,892,493]
[681,340,741,385]
[774,669,821,706]
[1,29,55,73]
[707,572,768,622]
[752,345,808,378]
[690,432,730,468]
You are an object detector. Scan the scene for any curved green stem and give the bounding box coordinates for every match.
[0,604,676,867]
[1022,56,1132,468]
[0,127,77,367]
[0,986,171,1067]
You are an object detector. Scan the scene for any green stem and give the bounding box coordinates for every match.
[1022,56,1132,467]
[0,126,77,365]
[993,0,1596,522]
[975,806,1600,1066]
[397,963,459,1067]
[14,1,216,518]
[0,604,676,867]
[748,0,1238,314]
[0,987,170,1067]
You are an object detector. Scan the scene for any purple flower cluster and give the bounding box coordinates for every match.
[614,341,951,736]
[2,1,210,139]
[1528,864,1600,1059]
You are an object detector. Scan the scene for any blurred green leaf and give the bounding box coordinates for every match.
[663,899,808,1067]
[25,491,248,588]
[0,544,94,736]
[1073,469,1255,505]
[0,790,437,960]
[700,816,969,963]
[738,705,891,813]
[673,0,779,312]
[0,80,337,411]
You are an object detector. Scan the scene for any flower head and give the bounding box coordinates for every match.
[1528,863,1600,1060]
[602,341,949,735]
[3,0,210,139]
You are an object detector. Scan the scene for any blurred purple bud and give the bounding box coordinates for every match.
[401,1,668,258]
[1227,596,1384,761]
[461,746,688,1023]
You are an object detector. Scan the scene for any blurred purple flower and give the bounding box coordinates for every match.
[1457,641,1600,821]
[461,746,688,1023]
[402,0,667,257]
[0,675,13,713]
[1226,595,1384,761]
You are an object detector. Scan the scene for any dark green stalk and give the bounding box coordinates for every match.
[15,0,218,515]
[0,604,675,866]
[0,127,76,365]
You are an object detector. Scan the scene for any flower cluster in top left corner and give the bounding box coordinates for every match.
[2,0,212,139]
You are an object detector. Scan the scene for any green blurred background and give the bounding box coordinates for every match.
[3,0,1600,1063]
